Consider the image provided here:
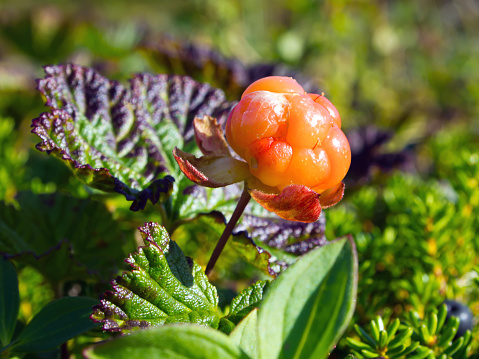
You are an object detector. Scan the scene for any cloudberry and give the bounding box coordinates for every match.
[226,76,350,193]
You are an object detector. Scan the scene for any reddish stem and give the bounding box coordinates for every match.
[205,188,251,277]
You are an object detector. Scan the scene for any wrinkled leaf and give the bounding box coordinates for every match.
[11,296,99,353]
[230,309,258,359]
[236,213,327,256]
[230,231,278,276]
[0,258,19,348]
[32,64,235,210]
[92,222,219,333]
[257,236,358,359]
[83,324,249,359]
[0,192,129,284]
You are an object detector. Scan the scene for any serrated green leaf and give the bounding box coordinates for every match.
[92,222,219,333]
[257,236,357,359]
[230,308,258,359]
[83,324,250,359]
[11,296,99,353]
[0,258,19,348]
[0,192,129,284]
[224,280,270,326]
[32,65,235,211]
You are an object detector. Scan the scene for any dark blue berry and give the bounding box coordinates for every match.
[444,299,474,338]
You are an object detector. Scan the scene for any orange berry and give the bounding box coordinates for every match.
[226,91,290,158]
[313,125,351,191]
[308,94,341,128]
[245,138,293,188]
[285,94,332,149]
[282,147,331,189]
[242,76,305,98]
[225,76,350,194]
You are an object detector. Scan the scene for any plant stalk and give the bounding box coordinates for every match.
[205,188,251,277]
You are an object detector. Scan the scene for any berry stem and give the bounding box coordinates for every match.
[205,187,251,277]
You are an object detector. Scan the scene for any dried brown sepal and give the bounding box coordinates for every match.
[194,116,231,156]
[318,182,345,209]
[173,147,250,188]
[248,184,322,223]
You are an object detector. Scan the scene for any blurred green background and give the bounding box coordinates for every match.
[1,0,478,355]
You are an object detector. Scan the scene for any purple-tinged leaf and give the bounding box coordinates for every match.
[346,125,414,186]
[143,36,321,99]
[236,213,327,256]
[32,64,235,210]
[229,210,328,277]
[0,192,129,285]
[92,222,219,333]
